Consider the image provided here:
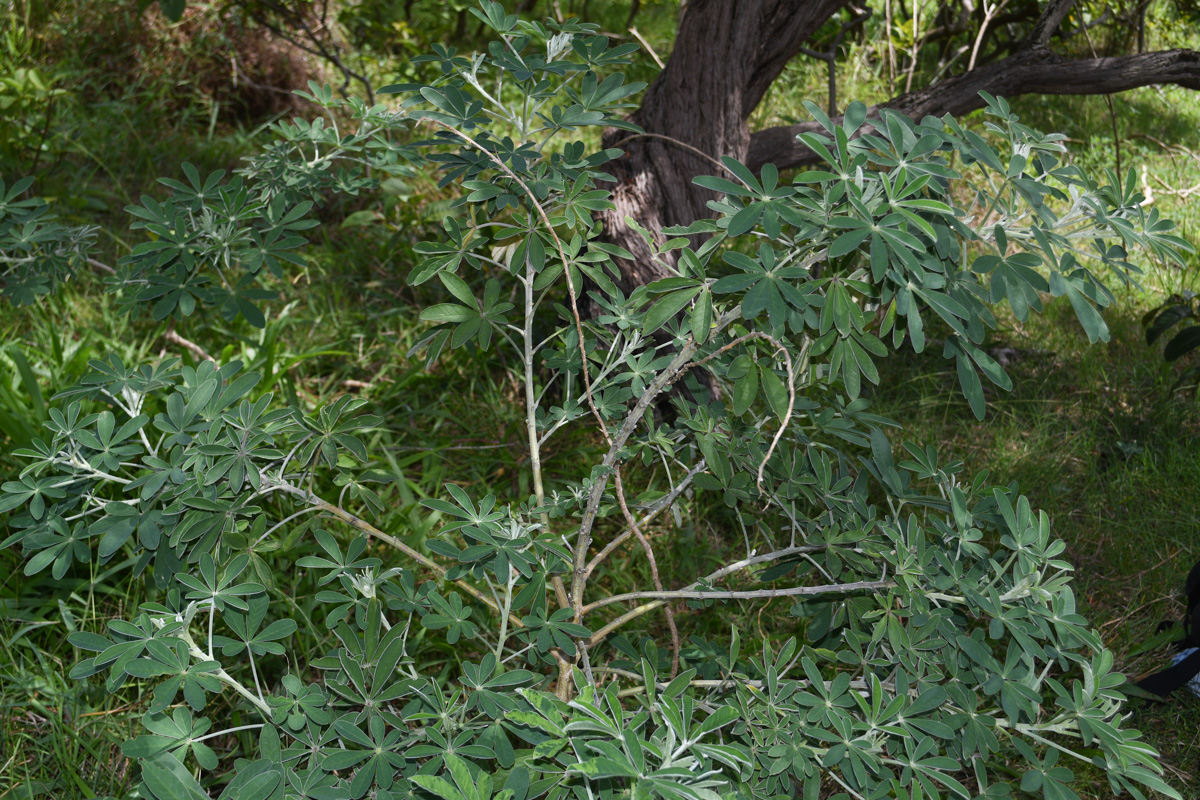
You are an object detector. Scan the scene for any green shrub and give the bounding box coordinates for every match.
[1,3,1192,799]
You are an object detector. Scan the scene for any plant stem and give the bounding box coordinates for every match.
[585,459,706,578]
[180,633,273,718]
[520,261,570,611]
[612,467,680,677]
[586,543,859,645]
[194,724,265,743]
[273,482,525,630]
[571,308,741,619]
[495,570,517,662]
[582,579,892,615]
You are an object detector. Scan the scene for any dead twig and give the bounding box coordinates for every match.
[162,321,215,363]
[627,27,664,69]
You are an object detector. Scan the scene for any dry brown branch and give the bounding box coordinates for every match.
[162,322,216,363]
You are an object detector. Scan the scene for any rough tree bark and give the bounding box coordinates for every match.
[597,0,852,292]
[599,0,1200,292]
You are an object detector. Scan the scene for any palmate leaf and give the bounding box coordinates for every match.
[519,608,591,657]
[122,707,219,770]
[297,531,381,585]
[175,553,265,612]
[422,591,479,644]
[412,756,486,800]
[213,596,298,657]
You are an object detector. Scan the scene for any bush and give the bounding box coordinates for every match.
[1,3,1192,799]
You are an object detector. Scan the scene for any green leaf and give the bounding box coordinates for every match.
[1164,325,1200,361]
[643,288,700,336]
[956,351,986,421]
[732,362,758,416]
[759,365,787,419]
[411,776,466,800]
[421,304,477,323]
[573,757,640,779]
[140,754,207,800]
[1065,284,1110,343]
[695,705,738,736]
[691,288,713,344]
[727,203,763,237]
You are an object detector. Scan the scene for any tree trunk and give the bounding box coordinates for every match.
[596,0,851,293]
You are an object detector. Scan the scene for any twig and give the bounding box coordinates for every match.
[1081,22,1121,177]
[608,132,729,173]
[572,308,741,620]
[416,116,588,645]
[613,467,680,678]
[797,5,872,115]
[162,322,215,363]
[246,1,374,103]
[583,578,890,614]
[968,0,1013,72]
[587,543,840,645]
[230,56,297,97]
[627,26,664,69]
[274,483,530,635]
[586,459,706,577]
[1129,132,1180,164]
[585,580,891,647]
[86,257,116,275]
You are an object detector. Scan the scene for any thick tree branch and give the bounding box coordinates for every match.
[746,46,1200,172]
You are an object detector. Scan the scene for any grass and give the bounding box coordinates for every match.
[5,4,1200,798]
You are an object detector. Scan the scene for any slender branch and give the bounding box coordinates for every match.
[587,543,845,645]
[746,47,1200,172]
[796,4,872,115]
[242,1,374,103]
[572,308,741,619]
[1028,0,1077,46]
[417,117,609,446]
[582,579,891,615]
[696,331,797,491]
[612,467,680,678]
[86,257,116,275]
[193,724,265,743]
[969,0,1014,72]
[627,26,664,69]
[609,132,730,173]
[273,482,527,632]
[585,459,706,577]
[162,321,215,363]
[418,119,579,615]
[179,630,272,718]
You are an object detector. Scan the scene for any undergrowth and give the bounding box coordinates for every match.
[3,3,1200,798]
